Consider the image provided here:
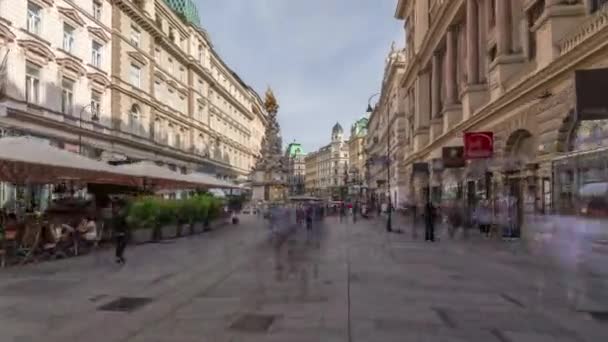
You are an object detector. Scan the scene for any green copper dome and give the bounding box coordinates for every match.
[163,0,200,27]
[286,142,305,157]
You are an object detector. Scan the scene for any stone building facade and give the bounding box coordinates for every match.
[0,0,267,207]
[394,0,608,236]
[305,123,350,199]
[348,116,368,191]
[285,141,306,196]
[366,46,407,208]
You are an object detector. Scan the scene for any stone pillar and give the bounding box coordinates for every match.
[478,0,488,83]
[466,0,479,85]
[496,0,512,56]
[446,28,458,104]
[431,53,441,118]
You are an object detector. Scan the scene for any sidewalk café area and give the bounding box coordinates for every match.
[0,137,238,267]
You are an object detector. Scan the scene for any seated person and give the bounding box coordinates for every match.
[3,213,20,240]
[77,217,98,242]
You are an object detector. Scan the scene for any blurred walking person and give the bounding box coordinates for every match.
[306,205,314,231]
[424,201,436,242]
[447,204,464,239]
[112,201,128,264]
[475,200,492,238]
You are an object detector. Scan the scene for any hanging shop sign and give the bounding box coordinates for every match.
[442,146,465,168]
[412,162,430,174]
[575,68,608,121]
[464,132,494,159]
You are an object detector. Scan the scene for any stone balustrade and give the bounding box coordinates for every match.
[559,5,608,55]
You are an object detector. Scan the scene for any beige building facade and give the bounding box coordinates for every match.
[394,0,608,235]
[0,0,267,203]
[305,123,350,199]
[348,116,368,190]
[366,47,407,208]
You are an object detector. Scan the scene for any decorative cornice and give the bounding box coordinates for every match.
[56,55,87,77]
[17,39,55,64]
[31,0,53,7]
[88,27,110,42]
[87,72,111,88]
[127,51,148,66]
[154,70,167,82]
[0,21,15,43]
[57,6,86,27]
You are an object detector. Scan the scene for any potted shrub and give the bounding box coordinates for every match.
[158,199,178,239]
[126,197,158,244]
[192,195,209,234]
[177,197,197,236]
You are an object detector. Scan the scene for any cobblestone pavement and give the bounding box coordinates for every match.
[0,215,607,342]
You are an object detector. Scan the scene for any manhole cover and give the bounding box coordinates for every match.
[229,314,276,333]
[97,297,153,313]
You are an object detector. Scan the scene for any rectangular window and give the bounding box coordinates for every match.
[198,45,204,63]
[25,62,40,104]
[27,2,41,35]
[129,63,141,88]
[61,78,75,115]
[130,25,141,47]
[63,23,75,52]
[91,41,103,67]
[91,91,102,117]
[92,0,102,20]
[197,105,204,121]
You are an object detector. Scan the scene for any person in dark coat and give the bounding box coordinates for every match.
[424,202,436,242]
[112,201,128,264]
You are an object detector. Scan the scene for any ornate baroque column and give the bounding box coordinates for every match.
[496,0,512,56]
[466,0,479,85]
[446,28,458,105]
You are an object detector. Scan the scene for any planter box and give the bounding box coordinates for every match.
[193,223,205,234]
[161,225,178,239]
[180,224,191,236]
[130,228,154,244]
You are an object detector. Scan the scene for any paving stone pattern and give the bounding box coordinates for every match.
[0,215,606,342]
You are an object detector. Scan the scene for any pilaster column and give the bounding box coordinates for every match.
[431,53,441,118]
[446,28,458,105]
[466,0,479,84]
[496,0,512,55]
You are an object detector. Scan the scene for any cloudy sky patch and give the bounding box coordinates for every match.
[197,0,402,151]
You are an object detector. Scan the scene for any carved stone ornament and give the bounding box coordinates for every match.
[57,7,86,27]
[0,22,15,43]
[17,39,55,65]
[56,56,87,77]
[88,27,110,43]
[87,72,111,88]
[127,51,148,66]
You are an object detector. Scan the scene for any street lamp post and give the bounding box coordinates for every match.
[78,103,99,155]
[367,92,392,233]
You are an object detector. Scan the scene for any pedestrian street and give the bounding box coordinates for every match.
[0,214,607,342]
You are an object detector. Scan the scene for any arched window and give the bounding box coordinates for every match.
[570,119,608,152]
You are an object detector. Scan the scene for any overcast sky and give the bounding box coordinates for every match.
[197,0,403,152]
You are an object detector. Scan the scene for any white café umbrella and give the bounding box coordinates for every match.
[0,136,139,185]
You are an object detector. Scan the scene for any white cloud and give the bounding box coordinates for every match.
[197,0,403,151]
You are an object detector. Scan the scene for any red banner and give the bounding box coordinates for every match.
[464,132,493,159]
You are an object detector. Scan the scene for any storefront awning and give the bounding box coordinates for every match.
[0,136,139,185]
[115,162,239,190]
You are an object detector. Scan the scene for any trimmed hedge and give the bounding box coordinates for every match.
[126,194,223,232]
